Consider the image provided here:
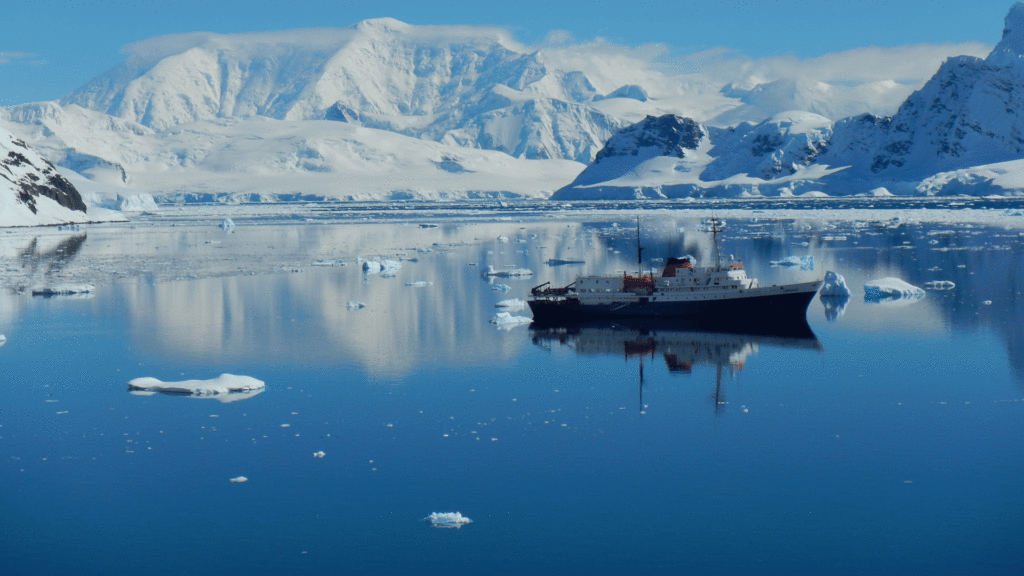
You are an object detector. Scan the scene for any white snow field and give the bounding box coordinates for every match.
[127,374,266,402]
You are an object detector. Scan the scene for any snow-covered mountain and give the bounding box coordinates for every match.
[556,3,1024,199]
[0,11,1013,204]
[58,19,629,164]
[1,126,124,226]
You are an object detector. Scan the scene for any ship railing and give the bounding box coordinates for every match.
[531,281,576,297]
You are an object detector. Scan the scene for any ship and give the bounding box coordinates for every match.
[528,218,822,329]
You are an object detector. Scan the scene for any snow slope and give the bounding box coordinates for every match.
[0,126,125,226]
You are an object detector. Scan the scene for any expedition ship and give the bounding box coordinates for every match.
[528,219,822,328]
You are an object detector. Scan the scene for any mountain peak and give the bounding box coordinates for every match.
[353,18,412,34]
[986,2,1024,66]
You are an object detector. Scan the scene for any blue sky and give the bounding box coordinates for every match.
[0,0,1015,105]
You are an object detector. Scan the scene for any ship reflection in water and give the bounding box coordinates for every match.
[531,319,822,413]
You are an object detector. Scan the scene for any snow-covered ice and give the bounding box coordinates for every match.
[864,277,925,303]
[491,312,533,329]
[362,259,401,274]
[819,271,851,297]
[770,255,814,270]
[425,512,472,529]
[483,265,533,277]
[127,374,265,402]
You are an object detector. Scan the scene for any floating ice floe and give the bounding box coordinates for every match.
[819,271,852,297]
[31,284,95,296]
[924,280,956,290]
[362,259,401,274]
[483,265,533,278]
[424,512,472,529]
[0,334,5,347]
[347,301,367,310]
[127,374,265,403]
[220,218,235,231]
[546,258,585,266]
[491,312,532,329]
[312,259,345,267]
[770,255,814,270]
[313,451,325,459]
[497,235,509,243]
[864,277,925,303]
[495,298,527,312]
[229,476,248,483]
[405,281,432,287]
[491,283,511,293]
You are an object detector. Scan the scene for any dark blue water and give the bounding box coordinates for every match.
[1,214,1022,575]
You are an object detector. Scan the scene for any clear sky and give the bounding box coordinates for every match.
[0,0,1015,105]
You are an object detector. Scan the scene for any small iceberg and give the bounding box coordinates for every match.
[864,277,925,303]
[31,284,95,296]
[483,265,533,278]
[0,334,5,347]
[229,476,248,483]
[347,301,367,310]
[491,312,533,329]
[491,283,511,293]
[220,218,235,231]
[312,259,345,267]
[313,451,326,459]
[128,374,265,403]
[819,271,851,297]
[924,280,956,290]
[770,255,814,270]
[362,259,401,275]
[405,281,432,287]
[425,512,472,529]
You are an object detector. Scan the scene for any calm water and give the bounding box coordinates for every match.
[1,211,1023,575]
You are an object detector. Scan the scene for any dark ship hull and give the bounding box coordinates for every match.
[528,283,821,332]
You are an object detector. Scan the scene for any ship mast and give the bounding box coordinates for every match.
[635,215,644,276]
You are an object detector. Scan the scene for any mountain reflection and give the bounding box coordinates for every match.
[531,319,822,412]
[17,233,87,279]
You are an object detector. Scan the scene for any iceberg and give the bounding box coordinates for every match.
[362,259,401,274]
[313,451,326,458]
[483,265,533,278]
[347,301,367,310]
[770,255,814,270]
[229,476,248,483]
[491,312,533,329]
[819,271,851,297]
[220,218,235,230]
[424,512,472,529]
[924,280,956,290]
[0,334,5,347]
[127,374,265,402]
[864,277,925,303]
